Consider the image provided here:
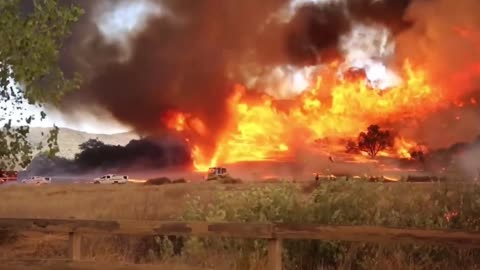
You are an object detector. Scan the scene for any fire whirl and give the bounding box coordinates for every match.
[165,60,444,172]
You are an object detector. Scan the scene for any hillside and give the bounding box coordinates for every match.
[28,127,139,159]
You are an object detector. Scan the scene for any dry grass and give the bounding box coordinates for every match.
[0,183,223,220]
[0,182,295,220]
[1,181,475,270]
[0,182,282,270]
[0,262,207,270]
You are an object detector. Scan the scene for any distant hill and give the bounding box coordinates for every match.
[28,127,139,159]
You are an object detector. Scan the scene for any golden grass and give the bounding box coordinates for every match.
[0,262,207,270]
[1,181,470,270]
[0,182,280,270]
[0,182,294,220]
[0,183,223,220]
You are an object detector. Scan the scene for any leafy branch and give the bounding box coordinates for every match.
[0,0,83,169]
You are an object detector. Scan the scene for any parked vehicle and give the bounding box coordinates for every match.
[93,174,129,184]
[21,176,52,185]
[0,170,18,184]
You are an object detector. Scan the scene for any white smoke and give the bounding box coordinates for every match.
[94,0,165,60]
[340,23,402,89]
[256,23,402,98]
[252,65,320,99]
[259,0,404,99]
[457,144,480,181]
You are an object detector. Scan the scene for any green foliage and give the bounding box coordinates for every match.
[180,182,480,269]
[181,183,305,269]
[0,0,83,169]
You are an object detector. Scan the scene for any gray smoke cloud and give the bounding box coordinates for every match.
[457,143,480,180]
[48,0,418,158]
[22,0,480,163]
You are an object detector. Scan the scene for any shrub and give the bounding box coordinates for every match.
[218,176,243,184]
[144,177,171,186]
[172,178,187,184]
[179,181,480,270]
[0,231,18,245]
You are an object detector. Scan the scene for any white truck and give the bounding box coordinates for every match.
[21,176,52,185]
[93,174,129,184]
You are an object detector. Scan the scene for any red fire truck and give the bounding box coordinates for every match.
[0,170,18,184]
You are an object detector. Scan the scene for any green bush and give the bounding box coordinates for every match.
[179,181,480,269]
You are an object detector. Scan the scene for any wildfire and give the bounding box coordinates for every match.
[165,60,445,172]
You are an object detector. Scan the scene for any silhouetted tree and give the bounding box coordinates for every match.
[357,125,394,159]
[410,150,425,163]
[74,138,191,171]
[345,140,360,154]
[78,139,105,151]
[25,137,193,175]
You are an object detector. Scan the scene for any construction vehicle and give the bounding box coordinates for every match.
[205,167,229,181]
[0,170,18,184]
[314,173,336,182]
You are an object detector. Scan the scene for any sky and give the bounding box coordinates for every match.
[2,0,160,135]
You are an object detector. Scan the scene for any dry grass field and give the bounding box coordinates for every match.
[1,181,480,270]
[0,261,204,270]
[0,183,222,220]
[0,182,281,270]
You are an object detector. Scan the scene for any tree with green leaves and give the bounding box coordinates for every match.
[0,0,83,169]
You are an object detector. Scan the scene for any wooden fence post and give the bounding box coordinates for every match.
[68,232,82,261]
[268,238,282,270]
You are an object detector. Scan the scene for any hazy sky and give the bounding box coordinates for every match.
[3,1,160,134]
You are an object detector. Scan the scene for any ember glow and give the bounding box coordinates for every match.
[165,59,443,172]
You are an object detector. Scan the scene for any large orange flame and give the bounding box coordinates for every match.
[165,60,448,172]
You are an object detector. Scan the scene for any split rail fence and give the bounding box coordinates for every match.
[1,218,480,270]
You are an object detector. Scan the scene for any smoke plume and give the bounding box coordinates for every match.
[52,0,420,158]
[390,0,480,148]
[396,0,480,95]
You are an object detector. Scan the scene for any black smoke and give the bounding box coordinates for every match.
[285,3,351,65]
[43,0,417,159]
[25,137,191,176]
[346,0,414,33]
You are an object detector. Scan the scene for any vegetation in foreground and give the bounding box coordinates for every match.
[1,181,480,269]
[0,0,83,169]
[179,181,480,270]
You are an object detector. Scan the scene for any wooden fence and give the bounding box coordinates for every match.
[1,218,480,270]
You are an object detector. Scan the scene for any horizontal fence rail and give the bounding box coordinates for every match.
[1,218,480,270]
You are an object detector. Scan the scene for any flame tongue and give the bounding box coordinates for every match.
[165,60,446,172]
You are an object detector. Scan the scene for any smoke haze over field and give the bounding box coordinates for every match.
[25,136,191,177]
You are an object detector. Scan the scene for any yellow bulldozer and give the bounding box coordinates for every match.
[205,167,229,181]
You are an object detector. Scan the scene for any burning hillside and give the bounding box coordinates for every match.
[49,0,480,174]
